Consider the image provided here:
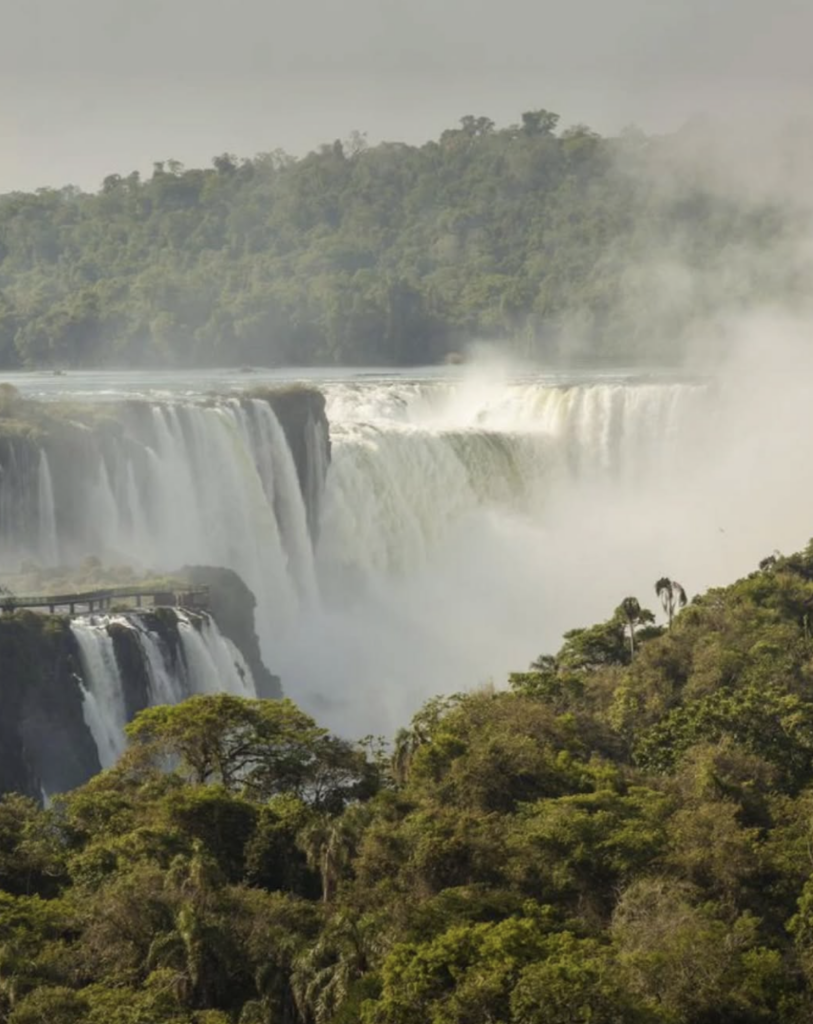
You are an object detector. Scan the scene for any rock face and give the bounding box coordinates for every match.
[261,386,331,540]
[0,611,100,798]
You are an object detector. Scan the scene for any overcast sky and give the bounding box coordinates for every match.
[4,0,813,194]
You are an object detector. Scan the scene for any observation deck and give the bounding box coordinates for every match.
[1,585,209,617]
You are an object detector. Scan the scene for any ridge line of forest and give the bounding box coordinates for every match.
[0,109,806,371]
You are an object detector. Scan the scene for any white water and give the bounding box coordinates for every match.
[70,610,257,768]
[267,376,710,731]
[72,616,130,769]
[314,380,703,585]
[176,609,256,697]
[3,398,318,668]
[9,358,813,739]
[274,361,813,735]
[36,451,59,566]
[229,399,318,603]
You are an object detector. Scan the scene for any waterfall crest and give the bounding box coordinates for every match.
[317,379,708,583]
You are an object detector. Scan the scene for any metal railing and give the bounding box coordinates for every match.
[1,585,210,616]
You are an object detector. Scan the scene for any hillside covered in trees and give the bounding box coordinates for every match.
[4,546,813,1021]
[0,110,807,369]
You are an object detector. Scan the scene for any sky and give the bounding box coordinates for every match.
[4,0,813,194]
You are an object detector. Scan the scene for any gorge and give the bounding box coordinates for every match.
[1,357,810,794]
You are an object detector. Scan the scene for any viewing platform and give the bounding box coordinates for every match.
[2,585,210,617]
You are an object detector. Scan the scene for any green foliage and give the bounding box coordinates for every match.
[126,694,377,809]
[6,547,813,1019]
[7,986,88,1024]
[0,112,805,369]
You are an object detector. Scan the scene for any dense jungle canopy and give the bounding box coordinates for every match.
[4,546,813,1021]
[0,110,806,369]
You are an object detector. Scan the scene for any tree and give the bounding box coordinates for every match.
[558,617,629,670]
[458,115,495,138]
[391,726,429,787]
[521,109,560,136]
[616,597,655,659]
[7,986,88,1024]
[655,577,687,629]
[125,694,376,808]
[299,807,371,903]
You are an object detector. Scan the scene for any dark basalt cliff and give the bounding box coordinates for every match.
[254,385,331,539]
[0,611,100,798]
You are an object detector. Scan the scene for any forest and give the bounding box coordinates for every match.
[3,546,813,1021]
[0,110,806,370]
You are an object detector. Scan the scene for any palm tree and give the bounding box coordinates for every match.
[391,726,425,786]
[300,806,370,903]
[616,597,654,659]
[290,910,374,1024]
[655,578,687,629]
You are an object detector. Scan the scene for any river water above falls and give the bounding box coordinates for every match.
[3,362,811,736]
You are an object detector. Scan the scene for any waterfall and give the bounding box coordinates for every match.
[126,614,186,706]
[0,395,325,665]
[3,374,718,741]
[7,363,813,749]
[270,374,719,736]
[228,399,318,604]
[176,610,255,697]
[70,609,258,771]
[72,616,130,769]
[37,451,59,566]
[304,409,330,540]
[0,437,38,568]
[0,380,699,595]
[316,379,708,584]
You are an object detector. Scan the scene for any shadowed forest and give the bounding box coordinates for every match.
[0,110,807,369]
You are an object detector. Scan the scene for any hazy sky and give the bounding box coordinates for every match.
[4,0,813,194]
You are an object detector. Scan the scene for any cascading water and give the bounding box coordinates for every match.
[36,451,59,566]
[175,610,255,697]
[274,373,718,734]
[229,399,318,604]
[17,365,806,743]
[2,371,721,739]
[314,378,708,585]
[0,395,323,668]
[71,616,130,769]
[69,609,258,769]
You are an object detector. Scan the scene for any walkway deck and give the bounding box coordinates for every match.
[2,585,209,616]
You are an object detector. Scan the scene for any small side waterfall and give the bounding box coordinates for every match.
[0,437,40,566]
[70,609,258,771]
[72,617,130,769]
[175,610,255,697]
[304,408,331,541]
